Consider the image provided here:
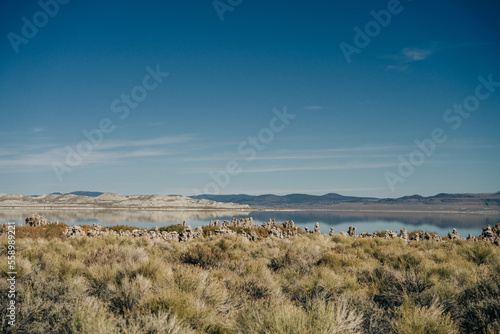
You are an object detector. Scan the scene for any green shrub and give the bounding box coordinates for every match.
[392,253,422,271]
[331,234,351,244]
[348,295,392,334]
[374,268,433,310]
[107,225,137,233]
[391,299,459,334]
[235,275,273,300]
[268,249,310,274]
[317,251,356,268]
[159,224,185,234]
[108,275,152,316]
[180,244,229,269]
[119,311,194,334]
[83,246,127,266]
[237,296,363,334]
[14,223,69,240]
[458,275,500,333]
[68,297,117,334]
[461,242,496,266]
[2,228,499,333]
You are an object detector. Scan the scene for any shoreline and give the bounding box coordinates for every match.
[256,208,500,215]
[0,206,499,215]
[0,206,254,211]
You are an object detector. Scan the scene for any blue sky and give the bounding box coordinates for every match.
[0,0,499,197]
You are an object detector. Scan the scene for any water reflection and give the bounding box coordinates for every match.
[0,209,498,237]
[248,211,500,228]
[0,209,252,225]
[231,211,500,237]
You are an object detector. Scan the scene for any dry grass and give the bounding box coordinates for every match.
[180,244,229,269]
[0,226,499,333]
[9,223,69,240]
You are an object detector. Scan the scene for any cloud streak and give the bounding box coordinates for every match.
[181,162,399,175]
[304,106,325,110]
[385,65,408,71]
[240,162,399,173]
[99,134,195,150]
[400,48,432,62]
[383,46,435,70]
[0,135,194,171]
[177,145,413,163]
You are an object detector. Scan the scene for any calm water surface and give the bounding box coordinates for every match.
[1,209,499,237]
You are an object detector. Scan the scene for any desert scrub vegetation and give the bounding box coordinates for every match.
[1,229,499,333]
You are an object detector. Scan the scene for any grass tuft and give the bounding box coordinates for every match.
[1,225,499,333]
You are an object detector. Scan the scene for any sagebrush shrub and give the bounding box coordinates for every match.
[2,227,500,333]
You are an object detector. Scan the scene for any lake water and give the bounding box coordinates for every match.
[2,209,499,237]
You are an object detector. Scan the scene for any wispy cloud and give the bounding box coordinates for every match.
[177,145,412,163]
[385,65,408,71]
[182,162,399,175]
[0,148,173,170]
[0,143,406,171]
[400,48,432,62]
[32,127,46,133]
[293,145,412,153]
[383,45,435,70]
[99,134,195,150]
[0,135,194,171]
[0,149,14,156]
[240,162,398,173]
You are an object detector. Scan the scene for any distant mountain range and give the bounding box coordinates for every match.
[192,191,500,211]
[2,193,250,210]
[43,191,106,198]
[192,193,377,207]
[20,190,500,213]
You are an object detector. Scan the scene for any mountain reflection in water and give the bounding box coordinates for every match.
[1,209,498,237]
